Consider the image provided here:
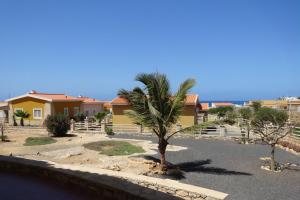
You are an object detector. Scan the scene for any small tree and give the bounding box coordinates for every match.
[224,110,238,125]
[14,110,30,126]
[73,112,86,122]
[209,106,234,119]
[119,72,196,170]
[45,114,70,137]
[251,107,293,171]
[251,101,262,112]
[239,107,253,140]
[94,111,108,124]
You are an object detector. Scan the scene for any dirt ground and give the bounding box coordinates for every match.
[0,132,186,175]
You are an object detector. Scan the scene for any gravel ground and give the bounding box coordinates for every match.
[113,134,300,200]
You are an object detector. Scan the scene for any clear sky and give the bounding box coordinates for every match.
[0,0,299,101]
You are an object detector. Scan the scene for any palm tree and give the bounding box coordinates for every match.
[119,73,196,170]
[14,110,30,126]
[94,111,108,124]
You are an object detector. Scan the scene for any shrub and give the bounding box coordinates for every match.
[45,114,70,137]
[105,127,114,135]
[73,112,86,122]
[278,140,300,153]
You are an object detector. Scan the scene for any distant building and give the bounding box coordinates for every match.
[77,96,105,117]
[246,99,300,122]
[0,102,8,122]
[5,91,104,126]
[211,102,234,108]
[111,94,201,128]
[246,100,288,110]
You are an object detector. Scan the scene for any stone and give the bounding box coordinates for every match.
[148,185,158,190]
[176,190,189,197]
[205,197,217,200]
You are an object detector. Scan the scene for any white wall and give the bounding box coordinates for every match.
[81,103,104,117]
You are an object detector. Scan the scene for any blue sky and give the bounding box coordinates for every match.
[0,0,299,101]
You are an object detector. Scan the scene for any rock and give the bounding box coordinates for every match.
[205,197,217,200]
[176,190,189,197]
[148,185,157,190]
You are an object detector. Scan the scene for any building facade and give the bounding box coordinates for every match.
[111,94,201,128]
[5,91,104,126]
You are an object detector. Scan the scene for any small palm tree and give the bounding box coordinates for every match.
[94,111,108,124]
[14,110,30,126]
[119,72,196,170]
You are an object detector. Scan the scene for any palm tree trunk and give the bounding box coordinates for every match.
[158,137,168,171]
[270,144,276,171]
[1,124,4,142]
[20,118,24,126]
[247,123,250,140]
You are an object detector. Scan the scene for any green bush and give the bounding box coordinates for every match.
[105,127,114,135]
[73,112,86,122]
[45,114,70,137]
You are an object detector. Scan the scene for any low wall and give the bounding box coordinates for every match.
[0,156,171,200]
[0,156,227,200]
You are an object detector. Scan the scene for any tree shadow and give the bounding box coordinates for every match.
[141,155,252,180]
[52,133,77,138]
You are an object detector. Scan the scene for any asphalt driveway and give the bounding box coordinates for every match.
[114,134,300,200]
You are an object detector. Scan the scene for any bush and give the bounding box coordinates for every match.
[73,112,86,122]
[45,114,70,137]
[105,127,114,135]
[278,140,300,153]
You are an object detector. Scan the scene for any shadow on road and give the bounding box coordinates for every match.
[142,156,252,180]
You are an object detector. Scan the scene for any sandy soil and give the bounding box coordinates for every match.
[0,132,186,175]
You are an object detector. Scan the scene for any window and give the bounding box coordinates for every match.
[73,107,79,115]
[64,107,69,116]
[33,108,42,119]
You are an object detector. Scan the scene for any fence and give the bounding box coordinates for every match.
[71,118,231,137]
[292,126,300,139]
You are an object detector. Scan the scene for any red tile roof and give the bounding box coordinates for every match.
[213,102,234,107]
[32,93,81,101]
[103,102,112,109]
[200,103,209,111]
[111,94,199,106]
[6,90,102,103]
[76,96,102,103]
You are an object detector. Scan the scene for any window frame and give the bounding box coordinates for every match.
[33,108,42,119]
[64,107,69,116]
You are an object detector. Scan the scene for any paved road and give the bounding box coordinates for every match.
[114,134,300,200]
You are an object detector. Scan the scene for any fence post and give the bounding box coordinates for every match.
[100,122,105,133]
[220,127,226,137]
[85,117,89,131]
[176,124,182,132]
[70,119,75,132]
[138,124,143,134]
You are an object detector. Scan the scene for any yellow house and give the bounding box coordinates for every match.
[6,91,83,126]
[111,94,201,128]
[247,100,288,110]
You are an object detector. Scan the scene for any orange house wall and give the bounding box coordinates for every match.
[52,102,82,117]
